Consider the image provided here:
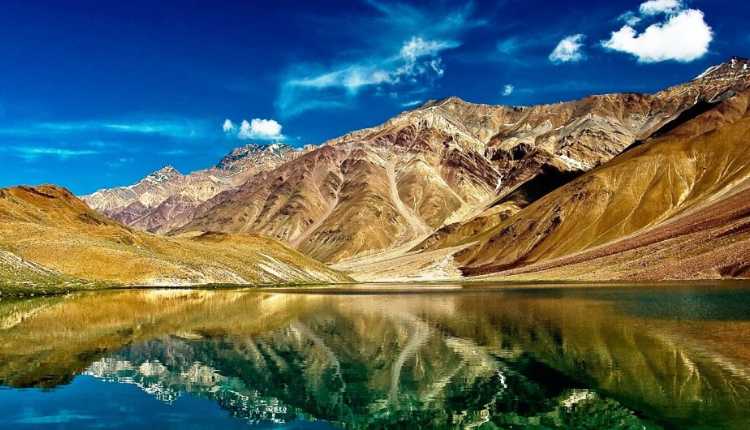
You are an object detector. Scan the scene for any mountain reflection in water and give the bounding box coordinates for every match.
[1,284,749,429]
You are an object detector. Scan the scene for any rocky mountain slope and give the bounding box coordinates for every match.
[83,144,308,233]
[0,185,349,290]
[175,57,750,274]
[455,87,750,281]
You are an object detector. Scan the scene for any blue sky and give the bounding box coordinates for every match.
[0,0,748,194]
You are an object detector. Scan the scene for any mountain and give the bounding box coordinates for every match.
[0,185,349,291]
[455,86,750,281]
[175,58,750,275]
[82,143,308,233]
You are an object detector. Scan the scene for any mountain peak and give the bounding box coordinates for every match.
[694,57,750,81]
[145,166,181,183]
[154,165,180,174]
[216,143,294,171]
[420,96,470,109]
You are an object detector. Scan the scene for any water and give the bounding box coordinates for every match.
[1,284,749,429]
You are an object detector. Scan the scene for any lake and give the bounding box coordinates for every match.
[0,283,749,429]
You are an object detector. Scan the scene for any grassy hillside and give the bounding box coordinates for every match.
[0,185,350,293]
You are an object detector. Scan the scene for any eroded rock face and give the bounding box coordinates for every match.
[82,144,307,233]
[176,58,750,265]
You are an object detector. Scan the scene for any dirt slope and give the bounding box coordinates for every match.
[0,185,349,289]
[457,89,750,280]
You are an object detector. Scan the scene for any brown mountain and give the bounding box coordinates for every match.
[455,86,750,281]
[82,143,308,233]
[175,58,750,274]
[0,185,349,291]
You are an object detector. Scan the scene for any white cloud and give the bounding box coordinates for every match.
[602,9,712,63]
[549,34,586,64]
[393,37,459,82]
[400,37,456,62]
[222,119,235,133]
[502,84,514,96]
[235,118,284,141]
[639,0,682,16]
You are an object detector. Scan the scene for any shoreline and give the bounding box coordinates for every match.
[2,278,750,299]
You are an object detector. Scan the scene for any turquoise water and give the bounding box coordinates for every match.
[0,284,749,429]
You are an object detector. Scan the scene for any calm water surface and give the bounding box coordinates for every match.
[1,283,749,429]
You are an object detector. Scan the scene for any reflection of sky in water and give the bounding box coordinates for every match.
[0,377,334,429]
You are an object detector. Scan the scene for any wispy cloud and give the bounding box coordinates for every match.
[401,100,423,108]
[617,11,642,26]
[0,117,216,164]
[549,34,586,64]
[501,84,514,96]
[222,119,235,133]
[105,157,134,168]
[496,37,524,56]
[0,119,210,140]
[481,34,566,67]
[6,146,99,160]
[278,37,460,118]
[276,1,483,118]
[363,0,486,39]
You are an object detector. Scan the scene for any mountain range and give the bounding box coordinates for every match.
[82,143,312,234]
[3,57,750,289]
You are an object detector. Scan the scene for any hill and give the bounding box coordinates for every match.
[0,185,349,292]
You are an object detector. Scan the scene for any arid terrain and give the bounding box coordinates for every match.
[165,57,749,276]
[0,185,349,292]
[82,144,311,234]
[4,58,750,289]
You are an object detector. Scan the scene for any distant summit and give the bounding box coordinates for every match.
[216,143,294,171]
[694,56,750,81]
[82,143,306,233]
[145,165,182,183]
